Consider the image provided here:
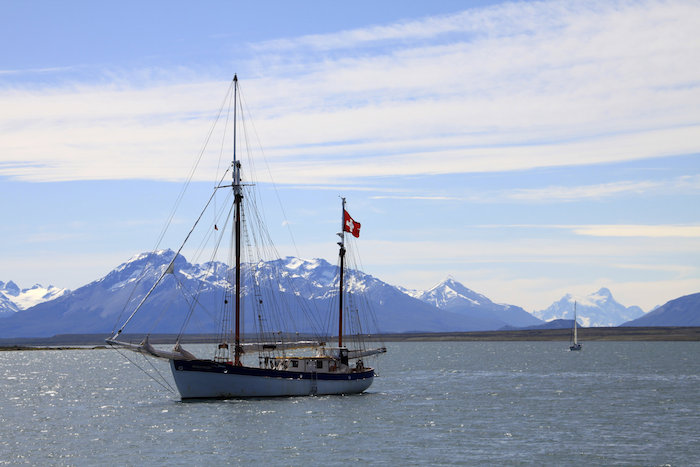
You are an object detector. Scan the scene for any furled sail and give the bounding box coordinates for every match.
[106,336,197,361]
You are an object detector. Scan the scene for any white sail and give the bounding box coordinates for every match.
[570,301,582,351]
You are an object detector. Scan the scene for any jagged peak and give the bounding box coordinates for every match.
[534,286,643,326]
[428,276,461,293]
[280,256,331,270]
[416,276,492,310]
[119,249,181,269]
[1,280,21,296]
[429,276,487,300]
[128,248,176,262]
[442,276,461,288]
[557,288,615,307]
[593,287,613,299]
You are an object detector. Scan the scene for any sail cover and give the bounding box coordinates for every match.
[106,336,197,361]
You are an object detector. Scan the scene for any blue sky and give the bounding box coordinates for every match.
[1,0,699,312]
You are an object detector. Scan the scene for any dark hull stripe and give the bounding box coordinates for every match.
[173,359,375,381]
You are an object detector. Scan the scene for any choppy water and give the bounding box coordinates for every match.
[1,341,698,465]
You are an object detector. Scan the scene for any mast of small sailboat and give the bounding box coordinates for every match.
[573,301,578,345]
[232,74,243,366]
[337,197,347,348]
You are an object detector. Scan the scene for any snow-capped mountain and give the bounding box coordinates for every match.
[0,288,18,315]
[406,277,490,309]
[0,280,68,316]
[2,252,696,337]
[0,250,541,338]
[405,277,542,329]
[533,288,644,327]
[623,292,700,327]
[0,250,237,338]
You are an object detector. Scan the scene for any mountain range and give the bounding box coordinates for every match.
[402,278,542,329]
[0,281,68,316]
[623,292,700,327]
[0,251,697,338]
[531,288,644,327]
[2,250,545,338]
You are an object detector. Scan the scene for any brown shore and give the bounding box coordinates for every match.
[1,327,698,350]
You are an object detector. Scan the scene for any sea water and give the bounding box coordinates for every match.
[0,341,698,465]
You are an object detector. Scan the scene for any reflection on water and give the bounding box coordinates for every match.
[0,341,698,465]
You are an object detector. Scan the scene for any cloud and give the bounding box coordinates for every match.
[362,173,700,203]
[571,224,700,238]
[370,195,459,201]
[509,180,661,202]
[362,235,700,264]
[0,66,77,76]
[1,0,699,184]
[504,175,700,202]
[477,223,700,238]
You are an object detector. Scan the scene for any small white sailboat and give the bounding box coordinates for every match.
[108,75,386,398]
[569,301,582,351]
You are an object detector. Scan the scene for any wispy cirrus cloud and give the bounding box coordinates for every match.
[478,223,700,238]
[250,1,633,54]
[504,174,700,202]
[0,66,78,76]
[508,180,662,202]
[1,0,699,184]
[369,195,459,201]
[571,224,700,238]
[363,174,700,203]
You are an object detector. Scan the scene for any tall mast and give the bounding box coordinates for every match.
[337,197,346,348]
[233,74,243,366]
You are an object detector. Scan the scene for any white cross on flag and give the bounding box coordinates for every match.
[343,210,361,238]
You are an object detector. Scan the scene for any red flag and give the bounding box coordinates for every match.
[343,210,361,238]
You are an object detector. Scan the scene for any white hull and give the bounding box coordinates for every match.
[170,360,375,399]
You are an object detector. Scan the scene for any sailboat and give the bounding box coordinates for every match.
[107,75,386,398]
[569,301,582,351]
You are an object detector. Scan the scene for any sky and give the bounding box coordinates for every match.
[1,0,699,313]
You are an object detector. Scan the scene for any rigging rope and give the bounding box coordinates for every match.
[237,82,301,258]
[110,77,384,375]
[111,80,236,336]
[108,343,176,394]
[112,168,231,338]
